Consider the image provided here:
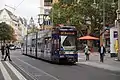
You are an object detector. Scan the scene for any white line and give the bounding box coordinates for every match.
[5,61,27,80]
[0,62,12,80]
[16,58,59,80]
[12,61,36,80]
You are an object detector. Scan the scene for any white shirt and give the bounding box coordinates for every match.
[101,46,103,53]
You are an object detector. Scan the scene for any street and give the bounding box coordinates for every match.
[0,49,119,80]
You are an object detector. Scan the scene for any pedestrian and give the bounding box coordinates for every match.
[4,44,12,61]
[98,44,106,62]
[1,44,5,60]
[84,44,90,61]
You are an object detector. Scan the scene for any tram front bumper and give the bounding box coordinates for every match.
[59,54,78,62]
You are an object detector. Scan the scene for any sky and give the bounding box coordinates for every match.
[0,0,40,21]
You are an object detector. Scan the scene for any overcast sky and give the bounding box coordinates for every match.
[0,0,40,21]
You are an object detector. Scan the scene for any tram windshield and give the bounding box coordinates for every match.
[60,36,76,51]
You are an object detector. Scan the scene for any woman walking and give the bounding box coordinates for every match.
[84,44,90,61]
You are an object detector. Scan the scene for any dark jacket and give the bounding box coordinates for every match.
[6,45,10,54]
[1,45,5,55]
[98,46,106,54]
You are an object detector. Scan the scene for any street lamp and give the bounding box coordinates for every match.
[29,17,35,32]
[45,16,50,25]
[38,14,50,30]
[38,14,44,30]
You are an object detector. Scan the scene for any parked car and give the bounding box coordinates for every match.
[16,46,21,49]
[9,44,16,50]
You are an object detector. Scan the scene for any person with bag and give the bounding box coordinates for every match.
[84,44,90,61]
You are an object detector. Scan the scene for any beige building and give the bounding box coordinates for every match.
[0,8,27,43]
[52,0,58,4]
[38,0,59,30]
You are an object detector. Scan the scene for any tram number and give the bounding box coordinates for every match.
[60,32,75,35]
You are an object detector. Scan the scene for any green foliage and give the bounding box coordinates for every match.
[0,22,15,41]
[59,0,76,4]
[50,0,117,36]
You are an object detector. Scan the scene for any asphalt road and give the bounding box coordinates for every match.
[10,50,120,80]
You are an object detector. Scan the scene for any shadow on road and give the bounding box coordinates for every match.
[22,54,77,66]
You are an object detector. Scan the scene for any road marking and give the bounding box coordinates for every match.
[5,61,27,80]
[0,61,12,80]
[16,58,59,80]
[12,61,36,80]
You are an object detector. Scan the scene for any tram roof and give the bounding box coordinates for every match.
[54,26,76,30]
[59,26,75,28]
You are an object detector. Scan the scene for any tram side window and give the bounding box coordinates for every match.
[37,42,40,48]
[32,39,35,47]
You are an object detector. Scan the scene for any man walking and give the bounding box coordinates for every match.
[98,44,106,62]
[4,44,12,61]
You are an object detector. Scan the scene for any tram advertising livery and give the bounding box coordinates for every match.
[22,26,78,63]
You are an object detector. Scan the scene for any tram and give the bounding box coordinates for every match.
[22,26,78,63]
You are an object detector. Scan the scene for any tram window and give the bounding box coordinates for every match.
[60,36,76,50]
[37,43,40,48]
[62,36,75,46]
[63,40,71,46]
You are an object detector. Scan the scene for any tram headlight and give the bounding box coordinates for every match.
[73,51,78,54]
[60,51,65,54]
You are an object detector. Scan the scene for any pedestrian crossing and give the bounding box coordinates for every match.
[0,61,27,80]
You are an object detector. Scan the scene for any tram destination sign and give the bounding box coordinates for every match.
[59,31,76,35]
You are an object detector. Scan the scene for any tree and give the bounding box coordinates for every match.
[0,22,15,43]
[51,0,117,36]
[50,0,118,47]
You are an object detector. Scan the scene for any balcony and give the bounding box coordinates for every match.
[44,2,52,6]
[44,0,52,2]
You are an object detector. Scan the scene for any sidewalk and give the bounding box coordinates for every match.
[78,52,120,73]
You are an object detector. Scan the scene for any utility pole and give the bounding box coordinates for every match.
[100,0,105,46]
[116,0,120,60]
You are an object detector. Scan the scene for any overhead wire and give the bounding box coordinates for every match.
[16,0,25,9]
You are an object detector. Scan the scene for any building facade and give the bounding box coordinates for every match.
[38,0,58,30]
[0,8,27,44]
